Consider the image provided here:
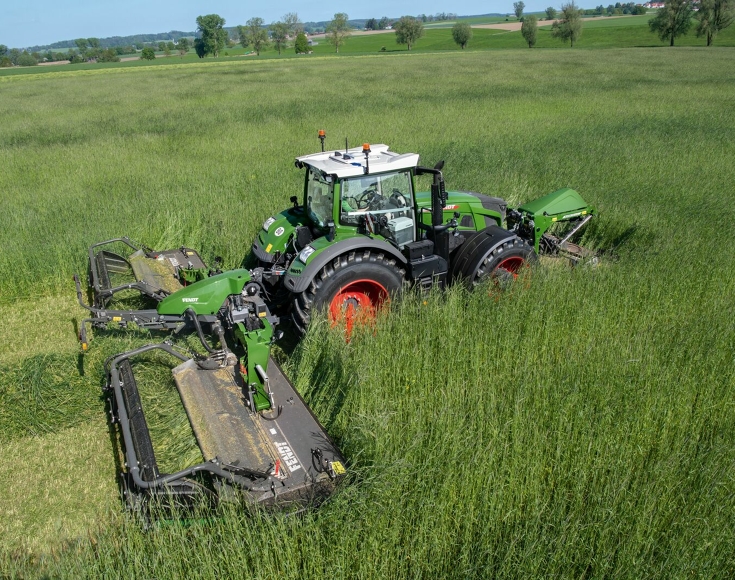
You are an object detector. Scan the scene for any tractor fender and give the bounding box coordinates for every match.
[283,237,407,294]
[450,226,531,282]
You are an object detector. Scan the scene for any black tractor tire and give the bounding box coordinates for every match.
[291,250,405,335]
[451,228,537,289]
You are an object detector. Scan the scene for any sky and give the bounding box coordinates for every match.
[1,0,550,49]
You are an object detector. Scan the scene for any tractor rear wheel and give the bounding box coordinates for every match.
[291,250,405,336]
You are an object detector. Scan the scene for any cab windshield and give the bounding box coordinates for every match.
[306,168,333,228]
[339,170,414,247]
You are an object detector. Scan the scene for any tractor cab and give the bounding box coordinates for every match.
[296,143,421,249]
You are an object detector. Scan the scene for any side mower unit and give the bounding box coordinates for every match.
[107,344,345,510]
[76,242,345,512]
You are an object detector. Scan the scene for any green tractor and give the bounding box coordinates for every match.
[252,134,595,333]
[75,132,595,514]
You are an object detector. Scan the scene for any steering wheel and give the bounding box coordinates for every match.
[389,189,408,208]
[356,188,380,210]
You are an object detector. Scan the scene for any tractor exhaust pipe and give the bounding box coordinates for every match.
[416,161,449,262]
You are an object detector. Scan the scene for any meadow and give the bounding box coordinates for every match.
[0,46,733,578]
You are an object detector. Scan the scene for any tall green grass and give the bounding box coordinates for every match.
[1,49,734,577]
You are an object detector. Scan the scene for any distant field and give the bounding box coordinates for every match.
[3,15,734,79]
[1,48,734,578]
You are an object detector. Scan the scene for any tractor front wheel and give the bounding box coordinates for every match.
[452,229,537,289]
[291,251,405,336]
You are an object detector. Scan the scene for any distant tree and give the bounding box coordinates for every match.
[17,51,37,66]
[98,48,119,62]
[283,12,302,35]
[696,0,734,45]
[140,47,156,60]
[196,14,227,57]
[167,41,175,52]
[648,0,693,45]
[0,45,7,56]
[0,56,11,67]
[74,38,89,57]
[177,37,189,56]
[158,41,166,52]
[378,16,390,29]
[270,21,289,55]
[194,38,205,57]
[241,17,269,55]
[514,1,526,19]
[88,37,100,49]
[551,2,583,46]
[9,48,21,65]
[294,32,309,53]
[546,6,558,19]
[394,16,424,50]
[451,22,473,48]
[521,14,538,46]
[67,49,84,64]
[326,13,351,53]
[365,18,378,30]
[237,26,249,49]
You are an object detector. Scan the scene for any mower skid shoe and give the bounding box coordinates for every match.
[172,358,346,507]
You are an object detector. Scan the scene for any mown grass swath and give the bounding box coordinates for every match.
[0,48,733,577]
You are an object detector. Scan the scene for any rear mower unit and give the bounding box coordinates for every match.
[77,131,595,514]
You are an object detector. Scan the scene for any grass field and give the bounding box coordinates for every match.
[1,46,734,578]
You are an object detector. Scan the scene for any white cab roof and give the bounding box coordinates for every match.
[296,144,420,179]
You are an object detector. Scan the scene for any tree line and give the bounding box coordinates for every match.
[515,0,733,49]
[4,3,732,68]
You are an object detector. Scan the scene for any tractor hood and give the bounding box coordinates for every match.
[253,209,304,264]
[415,189,507,229]
[157,269,252,316]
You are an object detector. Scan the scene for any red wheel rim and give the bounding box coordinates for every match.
[329,279,389,335]
[495,256,526,278]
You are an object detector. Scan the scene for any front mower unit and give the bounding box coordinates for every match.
[507,188,597,265]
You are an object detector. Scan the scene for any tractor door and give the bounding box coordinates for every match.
[304,167,335,229]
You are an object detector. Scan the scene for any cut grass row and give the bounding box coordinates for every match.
[1,48,733,576]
